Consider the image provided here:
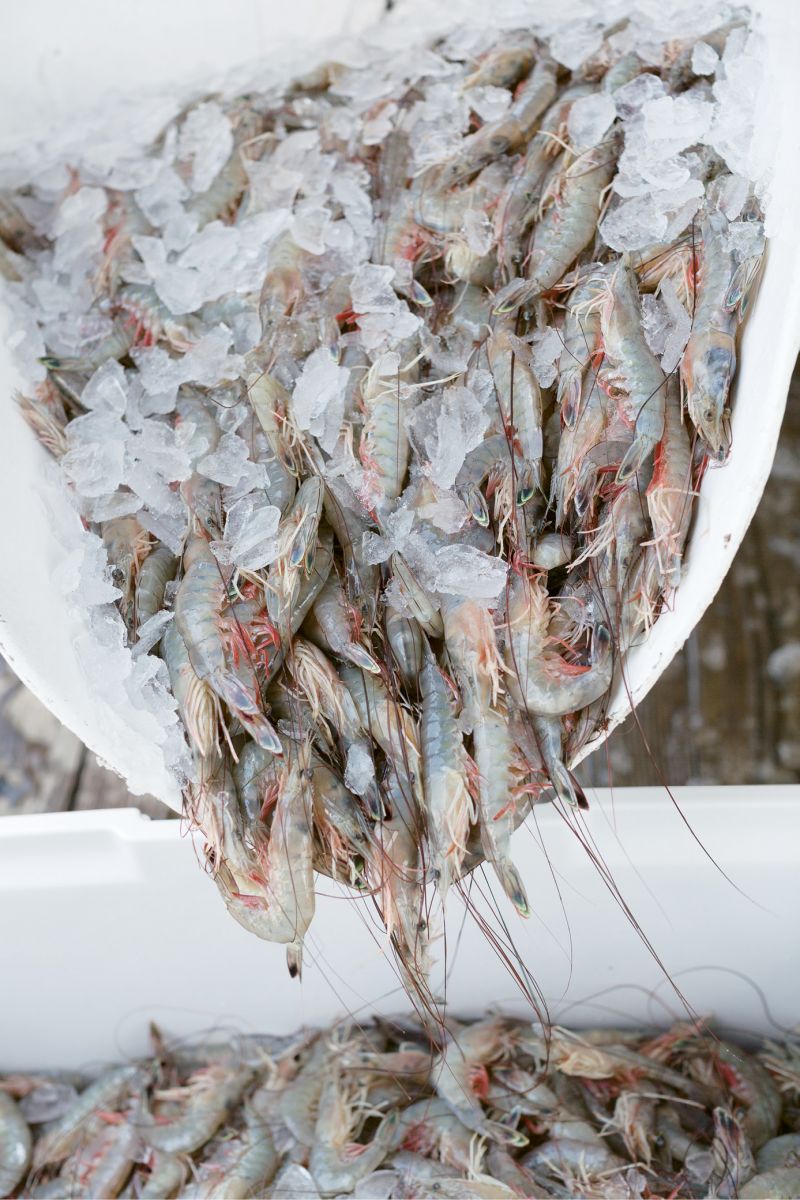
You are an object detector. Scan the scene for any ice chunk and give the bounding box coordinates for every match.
[707,31,763,176]
[351,263,398,313]
[715,173,749,220]
[51,186,107,237]
[361,506,416,566]
[416,488,468,534]
[549,21,604,70]
[568,93,616,150]
[463,208,493,257]
[410,386,489,491]
[530,326,564,388]
[125,461,184,518]
[643,94,713,151]
[138,508,188,556]
[81,361,128,417]
[659,278,691,374]
[62,412,127,497]
[83,491,141,522]
[291,203,331,254]
[54,534,121,608]
[198,432,265,491]
[218,495,281,571]
[130,419,193,482]
[691,41,719,76]
[727,218,765,262]
[177,101,233,193]
[132,611,174,659]
[133,326,244,409]
[344,742,376,796]
[613,72,666,120]
[432,544,507,600]
[641,294,669,358]
[291,348,350,453]
[465,85,512,123]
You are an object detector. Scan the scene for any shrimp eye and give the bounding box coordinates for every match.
[517,483,535,506]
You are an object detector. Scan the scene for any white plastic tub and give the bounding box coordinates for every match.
[2,786,798,1069]
[1,0,799,806]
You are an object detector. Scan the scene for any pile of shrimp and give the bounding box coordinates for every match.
[3,1015,800,1199]
[5,10,766,988]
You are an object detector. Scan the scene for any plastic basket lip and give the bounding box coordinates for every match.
[1,1,799,811]
[0,785,798,1068]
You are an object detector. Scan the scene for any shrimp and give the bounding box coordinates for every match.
[645,374,694,589]
[233,739,278,825]
[265,476,324,635]
[441,595,503,726]
[311,756,372,884]
[600,261,667,482]
[486,325,544,498]
[116,284,196,351]
[309,1067,399,1196]
[134,543,177,634]
[59,1110,139,1200]
[175,537,281,754]
[288,638,383,818]
[384,604,425,689]
[494,84,593,274]
[682,209,764,458]
[136,1149,188,1199]
[359,355,414,506]
[436,56,558,188]
[419,647,475,896]
[101,516,150,608]
[161,619,220,759]
[145,1062,254,1154]
[32,1066,141,1169]
[257,230,309,344]
[305,571,380,673]
[592,484,649,648]
[555,263,611,429]
[504,570,613,718]
[389,552,444,639]
[514,709,587,810]
[531,531,574,569]
[434,1017,527,1146]
[740,1167,800,1198]
[40,317,135,371]
[16,386,69,459]
[341,664,423,802]
[192,1107,278,1198]
[463,33,539,89]
[473,702,529,915]
[494,134,619,313]
[0,1092,31,1198]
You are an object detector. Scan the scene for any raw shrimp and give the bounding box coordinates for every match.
[419,648,475,896]
[309,1067,399,1196]
[145,1062,254,1153]
[305,570,380,673]
[434,1018,527,1146]
[0,1092,31,1198]
[32,1066,141,1170]
[645,374,694,589]
[134,543,177,634]
[504,570,613,718]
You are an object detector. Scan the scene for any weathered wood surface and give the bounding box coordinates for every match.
[0,362,797,816]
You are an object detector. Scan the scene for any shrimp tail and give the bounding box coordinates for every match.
[286,940,303,979]
[494,857,530,918]
[344,643,382,675]
[616,436,654,484]
[559,368,583,429]
[217,672,283,755]
[551,760,589,810]
[492,277,537,315]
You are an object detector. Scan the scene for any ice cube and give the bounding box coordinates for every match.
[344,742,376,796]
[291,203,331,254]
[81,361,128,416]
[568,93,616,150]
[432,544,507,600]
[221,495,281,571]
[351,263,398,313]
[530,326,564,388]
[132,611,174,659]
[659,277,691,374]
[641,294,669,357]
[63,412,127,497]
[50,186,107,237]
[613,72,666,120]
[198,432,265,491]
[415,488,468,534]
[465,85,512,123]
[291,348,350,453]
[462,209,493,257]
[548,21,604,70]
[138,508,188,556]
[715,173,749,220]
[692,41,719,76]
[177,101,234,193]
[411,386,489,491]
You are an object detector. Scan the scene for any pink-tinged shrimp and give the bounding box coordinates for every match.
[359,357,414,506]
[486,326,544,497]
[305,570,380,673]
[145,1062,254,1154]
[341,664,423,805]
[136,1149,188,1199]
[40,317,136,371]
[591,485,649,648]
[265,476,325,636]
[419,648,475,896]
[504,571,612,718]
[441,595,503,724]
[551,378,608,528]
[600,262,667,482]
[494,84,593,276]
[161,620,220,759]
[436,57,558,189]
[188,1106,278,1198]
[135,543,177,634]
[645,375,694,590]
[0,1093,31,1198]
[175,536,281,754]
[473,703,529,915]
[462,33,539,90]
[494,134,619,313]
[384,604,425,689]
[434,1018,528,1147]
[682,210,764,459]
[32,1066,142,1170]
[555,263,612,429]
[101,516,151,608]
[309,1067,399,1197]
[59,1108,139,1199]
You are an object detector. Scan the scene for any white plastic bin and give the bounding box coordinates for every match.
[1,0,799,806]
[2,787,799,1069]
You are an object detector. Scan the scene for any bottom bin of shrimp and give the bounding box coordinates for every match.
[1,785,798,1072]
